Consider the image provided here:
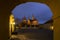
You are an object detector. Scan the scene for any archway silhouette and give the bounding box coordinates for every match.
[8,1,53,40]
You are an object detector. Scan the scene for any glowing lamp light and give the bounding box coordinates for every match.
[50,26,54,30]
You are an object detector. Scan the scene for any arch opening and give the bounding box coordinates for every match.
[9,2,53,40]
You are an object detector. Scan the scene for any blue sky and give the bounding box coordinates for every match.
[12,2,53,24]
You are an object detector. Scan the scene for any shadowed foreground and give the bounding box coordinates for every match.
[10,29,53,40]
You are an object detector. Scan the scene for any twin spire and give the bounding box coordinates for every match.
[22,14,38,25]
[22,14,36,21]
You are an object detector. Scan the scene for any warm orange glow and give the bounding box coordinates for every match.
[50,26,53,30]
[9,14,15,36]
[27,20,31,25]
[32,21,38,25]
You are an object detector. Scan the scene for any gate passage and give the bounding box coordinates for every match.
[12,2,53,29]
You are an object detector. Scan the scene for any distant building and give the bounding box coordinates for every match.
[22,16,27,24]
[27,17,31,25]
[31,15,38,25]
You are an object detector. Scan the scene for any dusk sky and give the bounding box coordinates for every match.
[12,2,53,24]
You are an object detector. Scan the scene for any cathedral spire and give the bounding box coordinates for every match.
[32,14,35,20]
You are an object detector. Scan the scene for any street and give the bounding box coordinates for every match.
[10,29,53,40]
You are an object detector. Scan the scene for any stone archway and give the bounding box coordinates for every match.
[0,0,60,40]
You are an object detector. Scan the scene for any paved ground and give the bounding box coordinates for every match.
[10,29,53,40]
